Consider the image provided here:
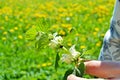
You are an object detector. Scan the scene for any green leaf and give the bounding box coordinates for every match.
[25,27,37,41]
[77,62,85,77]
[73,67,80,77]
[55,53,60,70]
[63,68,74,80]
[81,48,95,60]
[35,32,49,50]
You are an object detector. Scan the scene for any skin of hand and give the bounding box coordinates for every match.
[67,74,87,80]
[84,61,120,79]
[67,60,120,80]
[67,74,104,80]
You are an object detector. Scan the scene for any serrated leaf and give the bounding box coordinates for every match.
[55,53,60,70]
[81,48,95,60]
[82,48,95,56]
[63,68,74,80]
[35,32,49,50]
[25,27,37,40]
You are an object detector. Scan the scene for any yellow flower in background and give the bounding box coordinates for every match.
[67,42,72,46]
[5,16,9,21]
[101,33,105,37]
[61,24,72,32]
[68,13,73,17]
[0,27,5,30]
[51,24,59,29]
[59,30,66,36]
[14,27,18,30]
[61,24,72,28]
[32,25,36,28]
[95,28,100,32]
[98,18,103,23]
[34,13,47,18]
[3,31,8,35]
[42,63,47,67]
[96,41,102,47]
[88,1,94,6]
[18,35,23,39]
[20,19,23,22]
[93,32,97,36]
[2,37,7,41]
[47,62,52,66]
[92,5,109,18]
[9,29,14,33]
[75,33,80,36]
[80,45,86,49]
[41,63,52,67]
[58,7,67,12]
[2,6,12,15]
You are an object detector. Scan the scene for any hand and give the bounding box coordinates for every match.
[84,61,120,78]
[67,74,87,80]
[67,61,120,80]
[67,74,105,80]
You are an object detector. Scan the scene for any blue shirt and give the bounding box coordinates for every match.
[99,0,120,61]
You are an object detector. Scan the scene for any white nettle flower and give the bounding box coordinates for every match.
[49,34,63,48]
[61,45,81,64]
[61,54,72,64]
[53,32,58,38]
[69,45,81,59]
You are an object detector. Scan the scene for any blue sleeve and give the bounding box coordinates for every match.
[99,0,120,61]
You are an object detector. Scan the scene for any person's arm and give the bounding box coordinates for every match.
[84,60,120,79]
[67,60,120,80]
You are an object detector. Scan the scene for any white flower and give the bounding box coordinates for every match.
[49,33,63,48]
[61,54,72,64]
[51,36,63,45]
[61,45,81,64]
[53,32,58,38]
[66,17,71,21]
[69,45,80,59]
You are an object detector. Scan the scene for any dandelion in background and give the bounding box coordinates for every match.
[14,27,18,31]
[95,27,100,32]
[9,29,14,33]
[3,31,7,35]
[18,35,23,39]
[2,37,7,41]
[80,45,86,49]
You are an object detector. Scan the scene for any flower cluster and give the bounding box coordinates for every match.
[61,45,81,64]
[49,33,63,49]
[35,31,85,78]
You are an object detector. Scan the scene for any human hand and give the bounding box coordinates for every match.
[67,74,88,80]
[67,74,105,80]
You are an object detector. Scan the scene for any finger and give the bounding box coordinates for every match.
[67,74,86,80]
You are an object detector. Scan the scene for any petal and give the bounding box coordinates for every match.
[69,45,80,58]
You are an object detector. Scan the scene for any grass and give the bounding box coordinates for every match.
[0,0,115,80]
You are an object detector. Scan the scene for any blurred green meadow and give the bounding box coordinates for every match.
[0,0,115,80]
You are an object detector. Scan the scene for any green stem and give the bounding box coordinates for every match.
[62,46,68,52]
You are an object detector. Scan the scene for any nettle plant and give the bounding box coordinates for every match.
[26,20,86,80]
[49,32,85,80]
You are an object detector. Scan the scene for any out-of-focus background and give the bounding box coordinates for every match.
[0,0,115,80]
